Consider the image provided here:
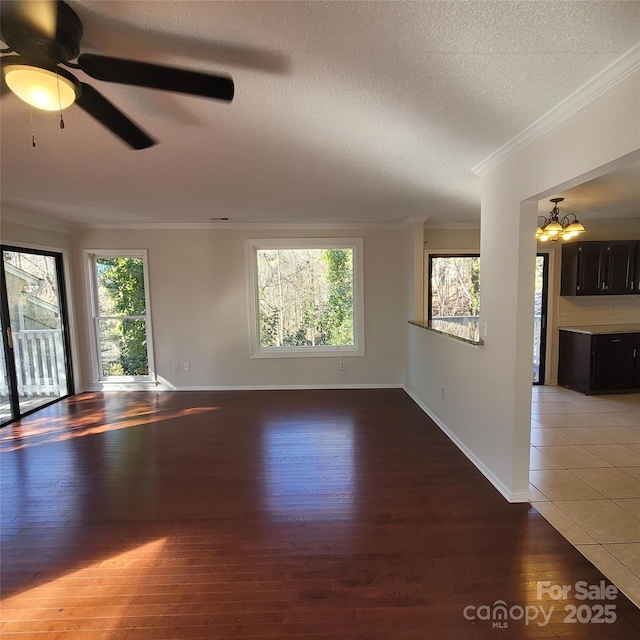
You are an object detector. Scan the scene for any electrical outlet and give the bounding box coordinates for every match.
[441,386,445,399]
[339,360,346,371]
[184,362,190,371]
[172,362,180,372]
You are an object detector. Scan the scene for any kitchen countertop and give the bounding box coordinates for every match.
[559,324,640,335]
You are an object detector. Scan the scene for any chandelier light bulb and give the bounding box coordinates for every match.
[545,221,562,236]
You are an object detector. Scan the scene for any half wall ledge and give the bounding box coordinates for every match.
[408,321,485,348]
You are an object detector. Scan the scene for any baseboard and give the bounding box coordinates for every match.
[82,383,402,392]
[176,383,402,391]
[83,382,160,392]
[402,386,530,504]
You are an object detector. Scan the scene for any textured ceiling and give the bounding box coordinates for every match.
[542,161,640,222]
[1,0,639,226]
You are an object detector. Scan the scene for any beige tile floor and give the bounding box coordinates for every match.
[530,385,640,608]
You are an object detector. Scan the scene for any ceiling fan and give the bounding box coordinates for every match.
[0,0,234,149]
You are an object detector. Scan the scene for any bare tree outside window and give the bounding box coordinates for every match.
[429,255,480,341]
[257,248,354,348]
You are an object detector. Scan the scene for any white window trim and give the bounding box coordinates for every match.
[424,249,482,343]
[246,238,365,359]
[423,248,481,325]
[85,249,156,386]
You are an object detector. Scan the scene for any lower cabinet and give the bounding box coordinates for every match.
[558,331,639,394]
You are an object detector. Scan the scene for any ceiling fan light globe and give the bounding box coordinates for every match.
[4,64,78,111]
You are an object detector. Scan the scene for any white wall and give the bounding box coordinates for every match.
[1,209,72,250]
[406,69,640,502]
[424,227,481,251]
[70,226,406,391]
[405,218,427,322]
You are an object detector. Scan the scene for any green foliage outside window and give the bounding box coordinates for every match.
[97,258,149,376]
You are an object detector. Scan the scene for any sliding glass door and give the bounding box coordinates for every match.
[0,336,14,424]
[0,246,74,426]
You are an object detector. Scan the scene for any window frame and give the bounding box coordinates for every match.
[85,249,156,386]
[426,251,481,342]
[246,238,365,359]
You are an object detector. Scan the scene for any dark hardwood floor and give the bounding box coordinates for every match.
[1,389,638,638]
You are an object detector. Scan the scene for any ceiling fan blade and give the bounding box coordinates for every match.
[75,82,156,150]
[78,53,234,102]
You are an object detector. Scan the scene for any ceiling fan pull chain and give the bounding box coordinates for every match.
[29,106,36,148]
[56,74,65,129]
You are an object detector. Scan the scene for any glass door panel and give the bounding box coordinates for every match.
[533,253,549,385]
[0,339,14,424]
[2,248,72,416]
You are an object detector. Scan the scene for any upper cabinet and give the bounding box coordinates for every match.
[561,240,639,296]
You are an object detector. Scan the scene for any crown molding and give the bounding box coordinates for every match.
[0,205,72,234]
[423,222,480,230]
[472,43,640,178]
[400,215,430,229]
[73,220,405,231]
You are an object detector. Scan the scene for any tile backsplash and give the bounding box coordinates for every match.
[558,295,640,327]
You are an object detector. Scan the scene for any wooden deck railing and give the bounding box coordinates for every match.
[0,329,67,399]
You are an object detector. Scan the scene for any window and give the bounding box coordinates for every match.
[427,254,480,342]
[247,238,364,358]
[86,250,155,383]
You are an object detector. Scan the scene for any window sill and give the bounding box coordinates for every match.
[409,321,484,347]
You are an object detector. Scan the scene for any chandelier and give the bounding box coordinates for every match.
[536,198,586,242]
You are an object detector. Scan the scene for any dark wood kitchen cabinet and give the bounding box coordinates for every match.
[561,240,639,296]
[558,330,640,394]
[608,241,638,294]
